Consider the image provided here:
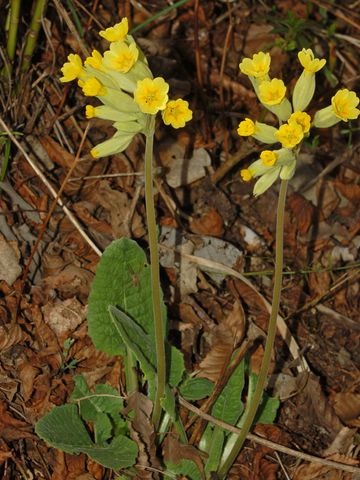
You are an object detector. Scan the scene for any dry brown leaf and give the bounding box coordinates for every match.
[42,297,86,344]
[39,135,75,169]
[0,324,27,352]
[72,202,113,235]
[334,178,360,203]
[0,400,33,441]
[163,434,206,479]
[189,207,224,237]
[287,193,315,236]
[330,392,360,425]
[198,300,246,382]
[18,363,41,402]
[0,234,22,285]
[293,453,358,480]
[284,374,343,448]
[123,392,159,479]
[94,181,145,238]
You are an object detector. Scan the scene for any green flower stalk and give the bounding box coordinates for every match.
[219,48,360,478]
[60,18,192,429]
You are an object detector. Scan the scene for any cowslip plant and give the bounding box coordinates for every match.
[36,17,194,476]
[217,48,359,479]
[59,17,192,430]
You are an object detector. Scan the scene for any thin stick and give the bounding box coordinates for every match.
[19,124,91,291]
[217,179,289,478]
[178,396,360,475]
[0,116,101,257]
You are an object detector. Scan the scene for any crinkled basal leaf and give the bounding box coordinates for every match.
[211,360,245,425]
[71,375,123,421]
[35,404,138,469]
[179,377,214,401]
[88,238,166,355]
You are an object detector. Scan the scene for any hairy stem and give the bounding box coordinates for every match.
[144,117,166,429]
[218,179,288,479]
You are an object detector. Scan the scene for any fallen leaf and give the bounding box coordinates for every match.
[0,400,33,441]
[198,300,246,382]
[163,434,206,479]
[159,141,211,188]
[190,207,224,237]
[123,392,159,478]
[330,392,360,425]
[42,297,86,344]
[0,234,22,285]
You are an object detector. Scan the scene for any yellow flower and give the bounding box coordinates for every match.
[240,169,253,182]
[298,48,326,74]
[85,50,104,70]
[260,150,278,166]
[134,77,169,114]
[85,105,96,119]
[103,41,139,73]
[99,18,128,42]
[259,79,286,106]
[78,78,106,96]
[239,52,271,79]
[60,53,84,82]
[331,89,360,121]
[237,118,256,136]
[275,123,304,149]
[162,99,192,128]
[288,111,311,133]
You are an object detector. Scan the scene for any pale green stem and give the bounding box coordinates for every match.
[144,117,166,429]
[19,0,48,75]
[217,179,288,479]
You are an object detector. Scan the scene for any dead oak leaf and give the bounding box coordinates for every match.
[198,299,246,382]
[163,434,206,479]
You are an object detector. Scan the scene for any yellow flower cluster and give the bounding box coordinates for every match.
[237,49,359,195]
[60,19,192,158]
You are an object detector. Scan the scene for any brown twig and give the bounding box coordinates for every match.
[178,396,360,474]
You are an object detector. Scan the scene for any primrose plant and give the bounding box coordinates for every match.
[216,48,360,479]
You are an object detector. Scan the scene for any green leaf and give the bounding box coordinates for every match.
[71,375,123,421]
[166,459,202,480]
[212,360,245,425]
[256,394,280,424]
[108,305,156,393]
[248,373,280,425]
[204,427,224,476]
[168,346,185,387]
[179,377,214,401]
[35,404,138,469]
[88,238,166,356]
[82,434,138,469]
[35,404,93,454]
[94,412,112,444]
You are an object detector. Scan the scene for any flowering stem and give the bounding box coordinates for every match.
[218,179,288,479]
[144,117,166,429]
